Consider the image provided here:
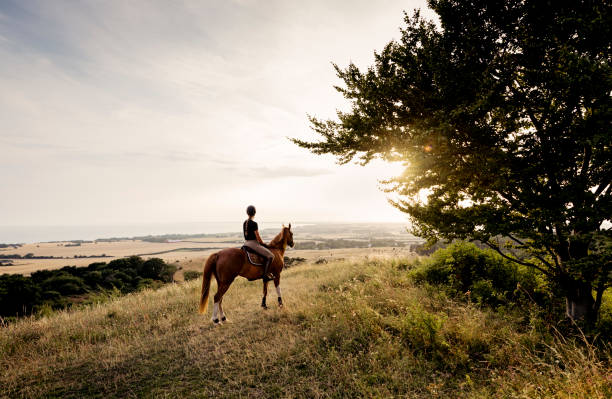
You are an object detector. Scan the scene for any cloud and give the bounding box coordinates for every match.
[0,0,427,226]
[248,166,332,179]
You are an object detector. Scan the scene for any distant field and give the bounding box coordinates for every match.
[0,239,237,275]
[0,223,422,276]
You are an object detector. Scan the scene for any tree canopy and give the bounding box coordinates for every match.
[293,0,611,322]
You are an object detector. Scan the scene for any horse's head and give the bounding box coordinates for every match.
[287,223,294,248]
[270,223,294,250]
[284,223,294,248]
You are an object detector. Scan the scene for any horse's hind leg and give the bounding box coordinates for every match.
[218,298,227,322]
[261,280,269,309]
[212,282,231,324]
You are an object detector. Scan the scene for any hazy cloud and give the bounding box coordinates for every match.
[0,0,426,227]
[248,166,332,179]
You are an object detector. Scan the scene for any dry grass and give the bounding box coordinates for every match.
[174,247,411,281]
[1,257,610,398]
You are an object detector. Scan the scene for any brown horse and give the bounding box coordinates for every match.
[198,224,294,323]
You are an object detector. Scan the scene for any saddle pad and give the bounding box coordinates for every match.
[240,246,265,266]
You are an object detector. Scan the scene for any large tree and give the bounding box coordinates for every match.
[293,0,611,322]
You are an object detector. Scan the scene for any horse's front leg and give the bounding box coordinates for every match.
[274,276,283,308]
[261,279,269,309]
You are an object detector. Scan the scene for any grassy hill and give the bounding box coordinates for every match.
[1,257,610,398]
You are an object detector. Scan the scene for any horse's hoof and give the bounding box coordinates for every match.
[262,305,268,310]
[221,316,227,322]
[212,318,220,324]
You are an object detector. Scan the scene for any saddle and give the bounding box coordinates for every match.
[240,246,266,266]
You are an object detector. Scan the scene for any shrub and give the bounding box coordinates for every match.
[40,273,87,296]
[410,242,545,308]
[183,270,202,281]
[1,256,179,319]
[141,258,176,282]
[83,271,103,287]
[108,256,144,273]
[0,274,41,316]
[284,256,306,267]
[136,278,157,290]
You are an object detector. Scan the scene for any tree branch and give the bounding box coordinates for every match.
[507,234,553,269]
[509,83,544,133]
[485,241,553,277]
[507,233,527,246]
[579,143,592,178]
[544,244,562,272]
[594,180,611,198]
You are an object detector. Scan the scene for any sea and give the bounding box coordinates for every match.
[0,221,297,244]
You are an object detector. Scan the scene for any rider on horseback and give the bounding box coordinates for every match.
[243,205,275,282]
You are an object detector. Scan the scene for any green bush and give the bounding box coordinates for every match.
[596,290,612,339]
[108,256,144,274]
[0,256,178,319]
[410,242,545,307]
[40,273,87,296]
[141,258,176,282]
[183,270,202,281]
[0,274,41,316]
[83,271,103,288]
[136,278,156,290]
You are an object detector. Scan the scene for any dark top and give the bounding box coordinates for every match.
[243,219,258,241]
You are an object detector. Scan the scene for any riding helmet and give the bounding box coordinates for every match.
[246,205,256,216]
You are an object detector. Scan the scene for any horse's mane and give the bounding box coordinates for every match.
[268,228,286,249]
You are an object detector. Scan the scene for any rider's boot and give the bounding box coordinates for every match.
[262,258,274,282]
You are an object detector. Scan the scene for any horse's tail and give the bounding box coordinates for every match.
[199,253,218,314]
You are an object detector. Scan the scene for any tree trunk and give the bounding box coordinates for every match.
[593,280,606,322]
[564,279,595,322]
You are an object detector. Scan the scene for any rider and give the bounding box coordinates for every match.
[243,205,275,281]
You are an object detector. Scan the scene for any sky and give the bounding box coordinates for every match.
[0,0,433,228]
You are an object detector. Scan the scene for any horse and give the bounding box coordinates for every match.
[198,224,294,324]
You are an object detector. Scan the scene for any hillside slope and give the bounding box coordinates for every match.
[1,258,610,398]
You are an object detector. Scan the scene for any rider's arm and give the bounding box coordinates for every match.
[255,230,264,245]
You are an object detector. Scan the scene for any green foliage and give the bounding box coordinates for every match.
[411,242,547,308]
[293,0,612,322]
[40,273,88,296]
[0,274,41,316]
[295,238,406,250]
[182,270,202,281]
[0,256,176,319]
[596,290,612,338]
[142,258,176,282]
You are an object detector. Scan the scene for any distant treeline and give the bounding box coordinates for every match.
[0,253,63,260]
[0,243,23,249]
[0,256,176,319]
[295,238,413,250]
[94,232,238,243]
[0,253,110,260]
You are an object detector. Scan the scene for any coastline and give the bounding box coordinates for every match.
[0,221,311,245]
[0,221,408,245]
